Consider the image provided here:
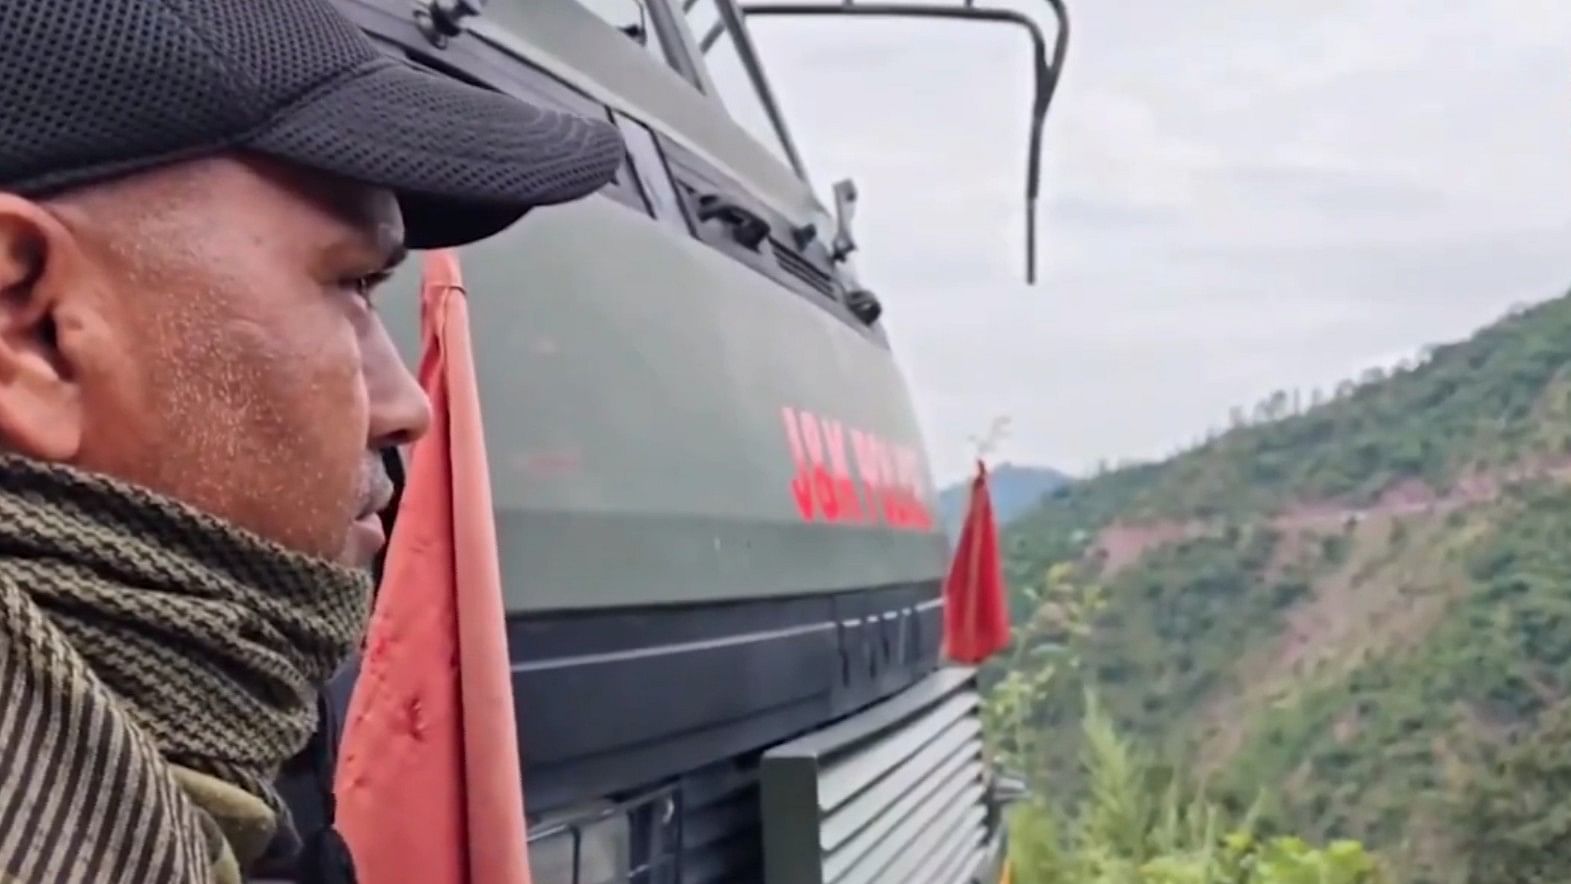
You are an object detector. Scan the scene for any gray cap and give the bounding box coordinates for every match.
[0,0,627,247]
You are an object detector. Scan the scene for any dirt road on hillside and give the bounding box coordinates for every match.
[1088,458,1571,576]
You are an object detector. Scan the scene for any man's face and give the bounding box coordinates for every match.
[0,154,431,567]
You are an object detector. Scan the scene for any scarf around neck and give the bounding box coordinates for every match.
[0,453,371,883]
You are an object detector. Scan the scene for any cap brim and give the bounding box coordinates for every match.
[248,57,625,249]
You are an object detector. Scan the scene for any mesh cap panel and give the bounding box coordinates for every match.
[165,0,380,100]
[0,0,626,248]
[0,0,256,194]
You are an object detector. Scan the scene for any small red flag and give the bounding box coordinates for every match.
[942,460,1011,664]
[334,250,533,884]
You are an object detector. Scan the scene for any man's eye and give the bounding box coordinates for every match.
[347,271,391,302]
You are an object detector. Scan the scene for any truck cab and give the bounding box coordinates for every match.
[315,1,1067,880]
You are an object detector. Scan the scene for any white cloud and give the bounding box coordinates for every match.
[739,0,1571,484]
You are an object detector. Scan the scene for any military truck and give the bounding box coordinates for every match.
[318,0,1068,881]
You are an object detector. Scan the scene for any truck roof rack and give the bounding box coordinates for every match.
[738,0,1070,285]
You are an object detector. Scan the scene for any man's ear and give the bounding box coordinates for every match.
[0,195,84,461]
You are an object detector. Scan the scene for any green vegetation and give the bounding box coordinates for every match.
[1447,699,1571,883]
[988,291,1571,882]
[1193,478,1571,881]
[1003,698,1386,884]
[987,567,1387,883]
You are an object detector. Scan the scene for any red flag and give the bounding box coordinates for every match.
[942,460,1011,664]
[335,250,533,884]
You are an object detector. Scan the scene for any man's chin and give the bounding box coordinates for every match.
[340,513,388,569]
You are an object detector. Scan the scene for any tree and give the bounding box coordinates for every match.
[983,562,1105,787]
[1003,691,1387,884]
[1448,703,1571,883]
[985,564,1388,884]
[1269,390,1291,421]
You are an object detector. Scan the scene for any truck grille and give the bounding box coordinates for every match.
[528,783,682,884]
[759,667,990,884]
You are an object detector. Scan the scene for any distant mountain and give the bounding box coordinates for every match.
[938,463,1070,540]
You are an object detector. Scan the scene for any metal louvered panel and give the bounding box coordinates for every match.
[819,717,978,853]
[771,240,838,298]
[759,667,993,884]
[930,828,987,884]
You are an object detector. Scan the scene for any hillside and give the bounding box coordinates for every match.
[938,462,1069,540]
[997,293,1571,883]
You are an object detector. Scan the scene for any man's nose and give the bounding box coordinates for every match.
[362,317,432,450]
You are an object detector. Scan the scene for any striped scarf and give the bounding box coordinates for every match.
[0,454,372,883]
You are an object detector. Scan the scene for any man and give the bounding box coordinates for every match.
[0,1,624,882]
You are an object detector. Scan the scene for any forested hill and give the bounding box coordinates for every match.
[997,292,1571,883]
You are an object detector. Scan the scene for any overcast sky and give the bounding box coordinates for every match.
[734,0,1571,486]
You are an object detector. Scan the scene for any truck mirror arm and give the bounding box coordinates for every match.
[738,0,1071,286]
[831,177,858,261]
